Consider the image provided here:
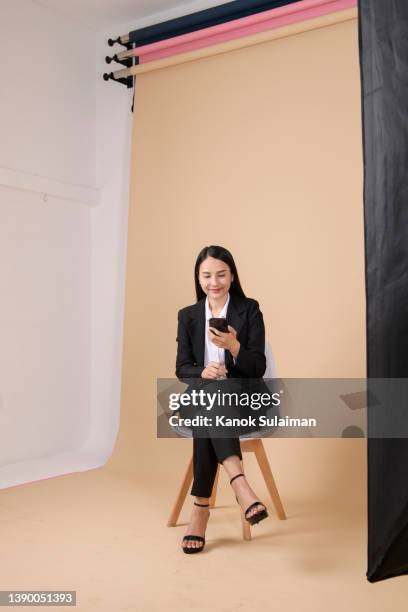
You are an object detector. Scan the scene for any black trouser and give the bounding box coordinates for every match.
[190,436,242,498]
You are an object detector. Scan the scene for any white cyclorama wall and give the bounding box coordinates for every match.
[0,0,101,488]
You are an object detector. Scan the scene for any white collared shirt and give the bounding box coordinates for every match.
[204,292,230,367]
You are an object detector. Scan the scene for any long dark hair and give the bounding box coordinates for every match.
[194,245,246,302]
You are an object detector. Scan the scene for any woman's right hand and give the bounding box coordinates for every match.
[201,362,228,379]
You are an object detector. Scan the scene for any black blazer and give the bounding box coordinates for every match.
[175,292,267,380]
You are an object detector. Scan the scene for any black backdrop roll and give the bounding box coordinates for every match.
[128,0,302,45]
[358,0,408,583]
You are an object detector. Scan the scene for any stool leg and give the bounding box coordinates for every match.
[253,439,286,519]
[209,464,220,508]
[239,459,252,540]
[167,455,193,526]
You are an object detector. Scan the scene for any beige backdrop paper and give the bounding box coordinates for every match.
[111,20,366,509]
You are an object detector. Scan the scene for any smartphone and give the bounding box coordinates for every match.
[209,317,229,334]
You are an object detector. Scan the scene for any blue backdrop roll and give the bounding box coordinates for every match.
[358,0,408,582]
[129,0,302,46]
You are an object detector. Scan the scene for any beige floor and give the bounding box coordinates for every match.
[1,443,407,611]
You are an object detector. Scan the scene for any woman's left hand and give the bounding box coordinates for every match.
[208,325,241,358]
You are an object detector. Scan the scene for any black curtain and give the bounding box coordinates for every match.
[358,0,408,582]
[128,0,302,45]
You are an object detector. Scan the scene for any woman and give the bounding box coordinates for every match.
[175,245,270,554]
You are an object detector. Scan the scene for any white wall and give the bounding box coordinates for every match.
[0,185,92,460]
[0,0,96,188]
[0,0,97,486]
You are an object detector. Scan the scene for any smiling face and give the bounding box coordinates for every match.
[198,256,234,301]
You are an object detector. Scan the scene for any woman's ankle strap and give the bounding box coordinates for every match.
[194,501,210,507]
[230,473,245,485]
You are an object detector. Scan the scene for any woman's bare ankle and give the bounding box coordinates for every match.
[221,454,243,480]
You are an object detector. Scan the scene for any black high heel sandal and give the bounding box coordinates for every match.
[182,502,209,554]
[230,473,269,526]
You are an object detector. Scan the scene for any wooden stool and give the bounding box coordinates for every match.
[167,438,286,540]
